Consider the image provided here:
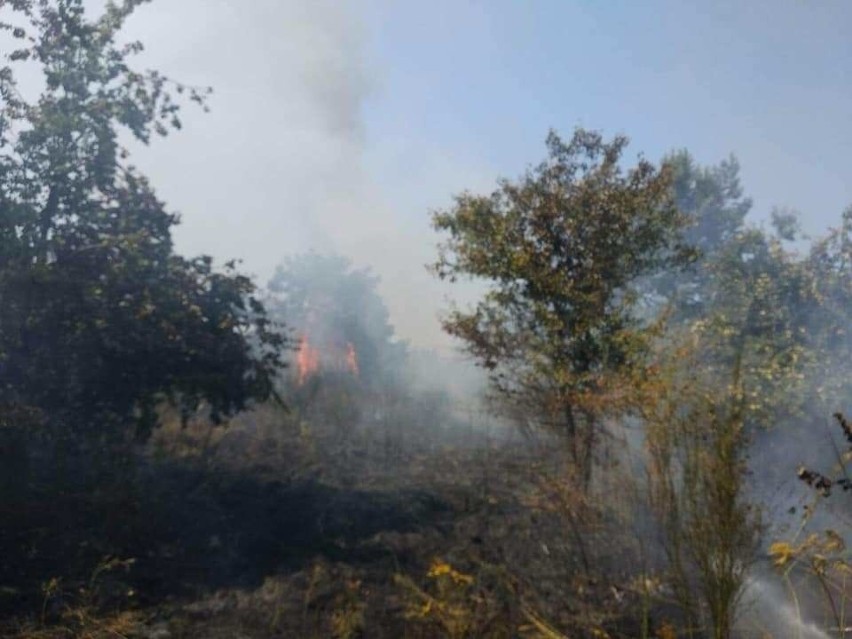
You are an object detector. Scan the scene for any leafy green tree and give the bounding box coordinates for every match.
[668,151,751,255]
[803,207,852,409]
[643,171,852,637]
[694,230,817,422]
[644,223,825,638]
[655,151,818,424]
[431,128,693,482]
[652,151,752,313]
[646,340,762,639]
[0,0,284,441]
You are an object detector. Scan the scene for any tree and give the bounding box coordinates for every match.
[642,160,852,636]
[651,150,752,314]
[668,151,751,256]
[645,342,762,639]
[803,207,852,409]
[0,0,284,442]
[268,253,406,389]
[657,150,819,427]
[431,128,693,483]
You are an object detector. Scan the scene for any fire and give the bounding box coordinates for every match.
[295,334,359,384]
[296,335,320,385]
[346,342,359,377]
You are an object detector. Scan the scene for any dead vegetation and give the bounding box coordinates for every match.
[1,372,696,638]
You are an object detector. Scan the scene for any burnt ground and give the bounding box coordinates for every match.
[0,408,659,638]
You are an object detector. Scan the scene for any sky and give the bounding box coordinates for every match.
[106,0,852,350]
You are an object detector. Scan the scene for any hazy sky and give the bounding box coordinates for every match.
[111,0,852,350]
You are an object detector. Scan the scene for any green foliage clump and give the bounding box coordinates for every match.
[431,128,694,482]
[0,0,284,440]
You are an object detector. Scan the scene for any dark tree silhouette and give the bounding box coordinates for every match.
[0,0,285,440]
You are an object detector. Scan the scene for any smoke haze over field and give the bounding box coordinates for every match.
[114,0,493,351]
[87,0,852,350]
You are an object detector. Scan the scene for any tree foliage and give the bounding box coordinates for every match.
[667,150,751,256]
[802,207,852,407]
[645,341,761,639]
[0,0,284,440]
[432,128,693,480]
[645,157,852,638]
[661,151,825,424]
[655,150,752,314]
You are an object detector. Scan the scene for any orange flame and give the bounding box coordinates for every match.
[296,335,320,385]
[345,342,359,377]
[295,334,359,384]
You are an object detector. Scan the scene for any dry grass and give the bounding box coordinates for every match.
[1,374,769,638]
